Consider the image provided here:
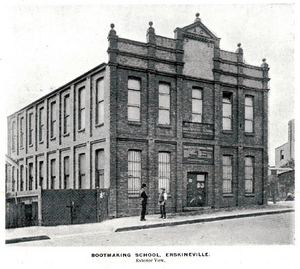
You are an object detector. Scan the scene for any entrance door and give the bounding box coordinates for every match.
[187,173,207,207]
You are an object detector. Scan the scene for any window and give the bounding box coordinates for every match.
[128,78,141,122]
[50,159,56,189]
[158,152,170,193]
[96,79,105,125]
[20,117,24,148]
[159,83,170,125]
[78,154,86,189]
[50,101,56,138]
[12,167,15,192]
[96,149,104,188]
[245,96,254,132]
[280,150,284,160]
[39,161,44,189]
[28,163,33,190]
[222,92,232,130]
[63,95,70,134]
[128,150,141,196]
[222,156,232,194]
[29,113,33,145]
[245,157,254,193]
[192,88,203,123]
[63,157,70,189]
[78,87,85,130]
[20,165,24,191]
[39,107,44,142]
[12,121,16,151]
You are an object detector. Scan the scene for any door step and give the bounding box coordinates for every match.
[183,206,211,212]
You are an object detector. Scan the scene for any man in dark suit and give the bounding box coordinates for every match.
[140,183,148,221]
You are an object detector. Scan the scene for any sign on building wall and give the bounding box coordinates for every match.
[183,144,214,164]
[182,121,214,140]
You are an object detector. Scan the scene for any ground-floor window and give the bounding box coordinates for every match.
[222,155,232,194]
[128,150,141,196]
[158,152,170,193]
[245,156,254,193]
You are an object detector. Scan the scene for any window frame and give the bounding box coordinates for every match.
[38,107,45,143]
[50,159,56,189]
[245,95,254,133]
[128,150,142,197]
[63,94,70,135]
[95,149,104,189]
[96,78,105,126]
[192,87,203,123]
[78,87,86,131]
[20,117,24,149]
[63,156,70,189]
[245,156,254,194]
[158,152,171,194]
[78,153,86,189]
[222,155,233,194]
[158,83,171,125]
[50,101,57,139]
[11,121,16,151]
[222,92,232,131]
[127,78,141,122]
[28,112,34,146]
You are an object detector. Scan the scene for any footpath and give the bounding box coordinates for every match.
[5,201,295,244]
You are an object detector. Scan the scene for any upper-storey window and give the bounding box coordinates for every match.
[50,101,57,139]
[128,78,140,122]
[20,117,24,148]
[192,88,203,123]
[159,83,170,125]
[63,94,70,135]
[78,87,85,130]
[245,96,254,133]
[96,78,104,125]
[39,107,44,143]
[28,113,33,146]
[11,121,16,151]
[222,92,232,131]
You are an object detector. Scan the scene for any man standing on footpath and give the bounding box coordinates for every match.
[158,188,167,219]
[140,183,148,221]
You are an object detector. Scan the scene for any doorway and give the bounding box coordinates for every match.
[187,173,207,207]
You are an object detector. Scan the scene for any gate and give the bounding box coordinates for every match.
[187,173,207,207]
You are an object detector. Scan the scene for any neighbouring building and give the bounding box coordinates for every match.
[6,13,270,227]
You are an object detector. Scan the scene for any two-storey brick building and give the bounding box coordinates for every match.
[6,13,270,226]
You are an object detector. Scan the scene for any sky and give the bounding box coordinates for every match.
[0,3,295,166]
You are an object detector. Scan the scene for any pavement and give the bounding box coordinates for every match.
[5,201,295,244]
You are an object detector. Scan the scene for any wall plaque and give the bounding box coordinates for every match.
[182,121,214,140]
[183,144,214,164]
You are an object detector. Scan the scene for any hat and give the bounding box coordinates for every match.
[142,183,147,188]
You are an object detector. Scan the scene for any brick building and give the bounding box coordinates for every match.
[6,13,270,226]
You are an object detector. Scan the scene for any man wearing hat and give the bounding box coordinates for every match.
[140,183,148,221]
[158,188,167,219]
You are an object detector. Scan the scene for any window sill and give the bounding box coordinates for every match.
[223,194,233,197]
[95,123,104,128]
[39,140,44,145]
[244,132,255,137]
[50,136,56,141]
[158,124,171,129]
[63,132,70,137]
[128,194,140,198]
[128,121,141,126]
[245,193,255,197]
[78,128,85,133]
[222,130,233,134]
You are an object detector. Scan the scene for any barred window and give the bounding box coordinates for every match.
[159,83,170,125]
[192,88,203,123]
[245,157,254,193]
[78,87,85,130]
[222,156,232,194]
[63,94,70,134]
[78,154,86,189]
[96,149,104,188]
[245,96,254,133]
[128,79,141,122]
[28,163,33,191]
[20,117,24,148]
[63,157,70,189]
[39,107,44,142]
[158,152,170,193]
[222,92,232,130]
[50,101,56,138]
[29,113,34,145]
[50,159,56,189]
[96,79,105,125]
[128,150,141,196]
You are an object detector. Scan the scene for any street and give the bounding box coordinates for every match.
[11,212,295,246]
